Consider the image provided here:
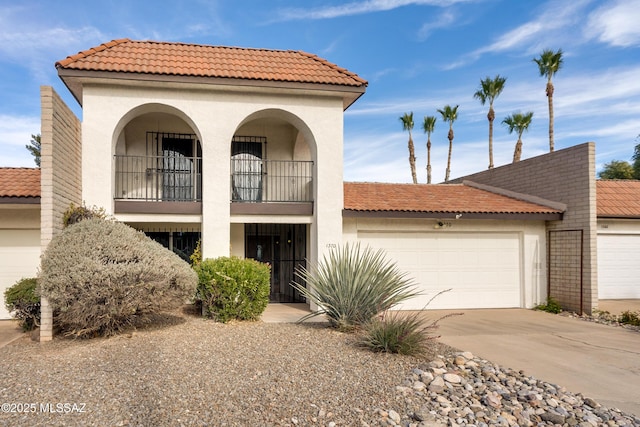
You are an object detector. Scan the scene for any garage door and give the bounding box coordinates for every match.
[0,229,41,320]
[358,231,521,310]
[598,234,640,299]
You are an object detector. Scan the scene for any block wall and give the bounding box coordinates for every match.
[40,86,82,341]
[450,143,597,313]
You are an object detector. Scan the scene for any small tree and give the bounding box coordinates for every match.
[26,134,41,167]
[632,138,640,179]
[599,160,635,179]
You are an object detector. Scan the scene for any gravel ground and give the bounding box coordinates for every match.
[2,307,639,427]
[0,307,451,427]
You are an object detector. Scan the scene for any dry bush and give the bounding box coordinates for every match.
[39,219,197,338]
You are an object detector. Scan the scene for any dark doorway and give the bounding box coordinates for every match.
[245,224,306,303]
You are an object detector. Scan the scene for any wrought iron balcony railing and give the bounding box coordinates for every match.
[114,155,202,202]
[231,158,313,203]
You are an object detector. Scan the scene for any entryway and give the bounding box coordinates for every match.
[244,224,307,303]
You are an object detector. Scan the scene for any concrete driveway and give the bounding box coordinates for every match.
[430,308,640,416]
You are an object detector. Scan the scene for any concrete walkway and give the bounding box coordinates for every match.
[431,307,640,416]
[0,320,24,348]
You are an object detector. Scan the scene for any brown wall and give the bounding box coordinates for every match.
[40,86,82,341]
[450,143,597,313]
[40,86,82,248]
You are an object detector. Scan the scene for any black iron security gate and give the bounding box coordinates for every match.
[244,224,307,303]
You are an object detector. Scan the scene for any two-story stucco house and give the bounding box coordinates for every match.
[55,38,367,304]
[3,39,636,340]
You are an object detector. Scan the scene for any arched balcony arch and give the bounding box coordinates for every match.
[112,104,203,214]
[230,109,316,214]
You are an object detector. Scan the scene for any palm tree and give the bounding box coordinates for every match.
[533,48,563,152]
[503,111,533,162]
[437,105,459,182]
[474,75,507,169]
[399,112,418,184]
[422,116,436,184]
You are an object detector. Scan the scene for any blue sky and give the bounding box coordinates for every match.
[1,0,639,183]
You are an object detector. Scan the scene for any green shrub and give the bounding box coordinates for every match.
[3,277,40,331]
[62,202,107,228]
[619,310,640,326]
[39,218,198,338]
[359,311,438,356]
[292,243,419,331]
[190,239,202,266]
[194,256,270,323]
[535,297,562,314]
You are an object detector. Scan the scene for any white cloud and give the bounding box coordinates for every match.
[417,10,456,40]
[444,0,592,69]
[585,0,640,47]
[275,0,472,21]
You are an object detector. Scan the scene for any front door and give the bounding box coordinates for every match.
[245,224,306,303]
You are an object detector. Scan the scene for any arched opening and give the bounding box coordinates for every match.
[113,108,203,203]
[111,104,203,262]
[231,111,315,205]
[229,109,316,303]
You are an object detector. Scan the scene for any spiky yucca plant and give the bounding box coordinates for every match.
[292,243,419,331]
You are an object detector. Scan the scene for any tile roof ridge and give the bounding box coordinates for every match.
[463,180,566,211]
[56,38,131,68]
[345,181,462,186]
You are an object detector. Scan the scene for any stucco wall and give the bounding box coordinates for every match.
[80,83,345,269]
[450,143,597,313]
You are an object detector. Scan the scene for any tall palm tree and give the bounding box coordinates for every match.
[474,75,507,169]
[399,112,418,184]
[502,111,534,162]
[533,48,563,152]
[422,116,436,184]
[437,105,459,182]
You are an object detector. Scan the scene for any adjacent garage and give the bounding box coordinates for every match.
[597,228,640,299]
[343,182,562,311]
[0,228,41,319]
[596,181,640,301]
[357,231,521,309]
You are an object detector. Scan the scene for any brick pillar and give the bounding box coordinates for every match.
[39,298,53,342]
[40,85,82,342]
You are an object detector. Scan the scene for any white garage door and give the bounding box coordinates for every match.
[598,234,640,299]
[0,229,41,320]
[358,231,521,310]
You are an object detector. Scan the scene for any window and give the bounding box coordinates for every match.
[231,136,266,202]
[147,132,201,201]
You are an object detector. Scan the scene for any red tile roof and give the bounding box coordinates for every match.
[0,168,40,198]
[344,182,562,215]
[597,180,640,217]
[56,39,367,88]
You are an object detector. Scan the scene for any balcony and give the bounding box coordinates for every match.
[114,155,202,214]
[113,155,313,215]
[231,158,314,215]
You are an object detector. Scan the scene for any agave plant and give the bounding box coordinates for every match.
[292,242,419,331]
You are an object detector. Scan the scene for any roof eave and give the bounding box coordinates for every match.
[0,196,41,205]
[597,214,640,220]
[342,210,562,221]
[57,68,367,109]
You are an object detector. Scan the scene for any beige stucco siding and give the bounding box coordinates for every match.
[81,83,345,269]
